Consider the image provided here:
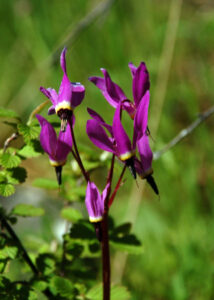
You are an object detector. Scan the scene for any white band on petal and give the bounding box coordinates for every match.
[49,159,66,167]
[55,101,73,114]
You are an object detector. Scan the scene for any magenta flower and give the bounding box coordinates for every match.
[36,114,73,185]
[86,103,136,178]
[40,48,85,131]
[88,62,149,119]
[85,181,110,241]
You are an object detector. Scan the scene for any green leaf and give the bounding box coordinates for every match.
[0,183,15,197]
[17,123,40,143]
[86,284,130,300]
[0,152,21,169]
[11,204,44,217]
[61,207,83,223]
[0,107,20,120]
[50,276,74,299]
[32,178,58,189]
[6,167,27,184]
[36,254,55,276]
[18,141,43,158]
[110,234,144,255]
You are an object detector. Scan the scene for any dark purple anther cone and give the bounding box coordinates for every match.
[146,175,159,195]
[125,157,136,179]
[94,222,102,242]
[55,166,62,186]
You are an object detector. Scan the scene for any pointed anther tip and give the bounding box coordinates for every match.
[146,175,159,195]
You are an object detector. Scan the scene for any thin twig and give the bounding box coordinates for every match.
[109,165,126,207]
[3,132,19,152]
[154,105,214,160]
[51,0,116,64]
[0,217,39,276]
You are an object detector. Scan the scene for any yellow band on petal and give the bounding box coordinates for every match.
[89,216,103,223]
[119,150,135,161]
[55,101,73,114]
[49,159,66,167]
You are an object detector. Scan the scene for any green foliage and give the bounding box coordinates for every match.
[32,178,58,189]
[11,204,45,217]
[61,207,83,223]
[18,141,43,158]
[0,183,15,197]
[86,284,131,300]
[0,107,20,120]
[17,123,40,144]
[50,276,74,299]
[0,152,21,169]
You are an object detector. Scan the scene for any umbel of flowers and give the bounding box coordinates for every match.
[37,47,158,230]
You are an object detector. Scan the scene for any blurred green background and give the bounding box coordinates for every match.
[1,0,214,299]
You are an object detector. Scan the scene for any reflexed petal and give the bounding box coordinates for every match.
[60,47,67,74]
[133,90,150,147]
[48,106,56,115]
[40,87,58,106]
[132,62,150,107]
[71,82,85,108]
[112,103,133,159]
[36,114,57,157]
[101,68,127,103]
[86,119,115,153]
[88,76,119,107]
[85,182,104,222]
[137,135,153,173]
[54,140,71,162]
[87,108,113,135]
[58,48,72,103]
[128,62,137,78]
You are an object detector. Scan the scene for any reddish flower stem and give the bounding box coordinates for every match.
[109,165,126,207]
[102,154,115,300]
[69,120,89,182]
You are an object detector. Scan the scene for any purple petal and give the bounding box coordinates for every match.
[86,119,115,153]
[58,120,73,150]
[122,100,136,119]
[88,76,119,108]
[60,47,67,74]
[101,182,111,202]
[112,103,133,160]
[128,62,137,78]
[87,108,113,136]
[132,62,150,107]
[85,182,104,222]
[40,87,58,106]
[71,82,85,108]
[58,48,72,103]
[48,106,56,115]
[137,135,153,173]
[101,68,127,103]
[36,114,57,157]
[133,90,150,147]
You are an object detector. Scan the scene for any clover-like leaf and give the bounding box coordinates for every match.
[17,123,40,143]
[11,204,44,217]
[18,141,43,158]
[0,183,15,197]
[0,152,21,169]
